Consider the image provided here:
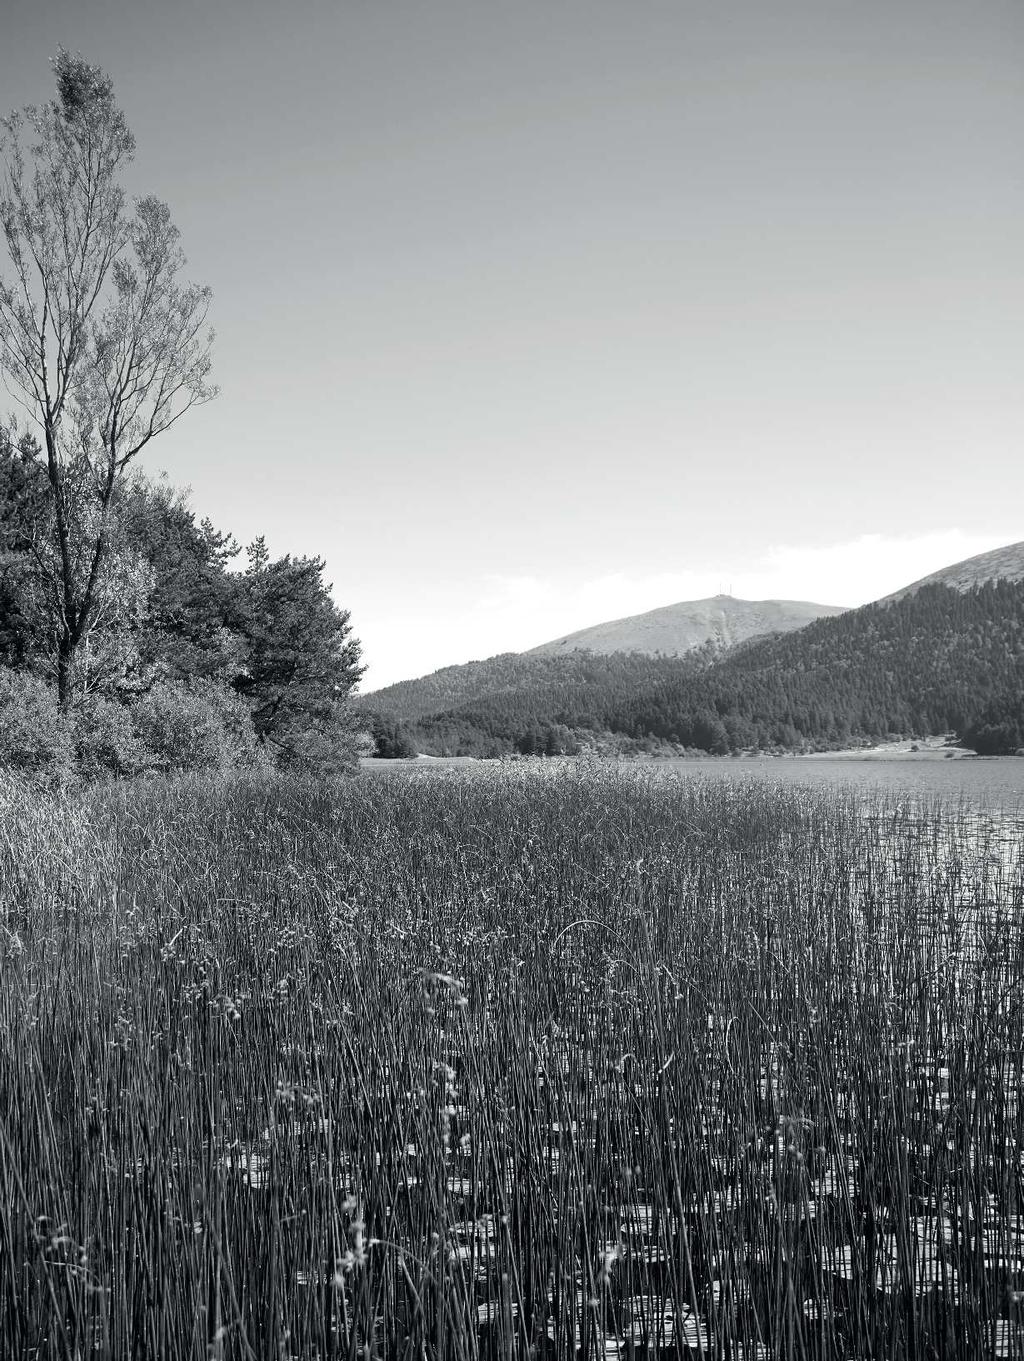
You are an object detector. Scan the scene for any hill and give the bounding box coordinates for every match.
[885,540,1024,600]
[530,595,846,657]
[393,580,1024,757]
[361,543,1024,758]
[355,648,710,755]
[358,593,842,730]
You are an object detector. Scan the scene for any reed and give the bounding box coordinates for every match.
[0,764,1021,1359]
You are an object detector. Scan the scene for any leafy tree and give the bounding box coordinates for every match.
[544,723,577,756]
[0,51,216,704]
[0,427,51,669]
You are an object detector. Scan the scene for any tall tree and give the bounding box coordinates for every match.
[0,51,215,703]
[230,538,365,770]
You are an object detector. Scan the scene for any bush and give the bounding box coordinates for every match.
[73,693,152,780]
[0,666,71,778]
[131,679,265,774]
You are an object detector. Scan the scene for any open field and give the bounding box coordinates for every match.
[1,766,1023,1359]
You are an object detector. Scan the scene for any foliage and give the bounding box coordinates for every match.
[0,51,215,702]
[0,666,71,777]
[130,678,267,774]
[117,475,242,683]
[72,692,152,781]
[371,713,419,758]
[0,456,365,780]
[0,768,1021,1357]
[958,692,1024,755]
[229,538,365,770]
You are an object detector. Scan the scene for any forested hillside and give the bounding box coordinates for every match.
[611,581,1024,753]
[366,581,1024,757]
[355,646,717,727]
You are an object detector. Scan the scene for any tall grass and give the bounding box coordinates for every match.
[0,764,1021,1359]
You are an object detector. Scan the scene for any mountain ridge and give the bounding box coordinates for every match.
[528,594,847,658]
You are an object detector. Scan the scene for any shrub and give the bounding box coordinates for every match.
[0,666,71,778]
[73,692,152,780]
[131,679,265,774]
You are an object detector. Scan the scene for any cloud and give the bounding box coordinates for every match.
[358,527,1018,690]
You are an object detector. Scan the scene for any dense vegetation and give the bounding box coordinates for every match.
[0,438,364,780]
[364,582,1024,757]
[1,766,1022,1358]
[0,54,364,782]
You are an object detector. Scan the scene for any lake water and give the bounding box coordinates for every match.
[649,755,1024,805]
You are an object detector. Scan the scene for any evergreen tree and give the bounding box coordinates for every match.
[229,538,364,770]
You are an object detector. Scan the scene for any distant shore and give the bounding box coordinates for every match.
[359,735,1010,770]
[799,736,976,762]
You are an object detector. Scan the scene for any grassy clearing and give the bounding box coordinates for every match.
[0,765,1022,1359]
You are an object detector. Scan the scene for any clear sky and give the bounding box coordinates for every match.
[2,0,1021,688]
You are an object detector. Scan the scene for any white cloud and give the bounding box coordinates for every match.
[358,527,1018,690]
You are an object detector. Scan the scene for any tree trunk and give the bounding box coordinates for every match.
[57,633,73,708]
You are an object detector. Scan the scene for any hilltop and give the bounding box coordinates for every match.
[529,595,846,657]
[885,540,1024,600]
[359,593,842,721]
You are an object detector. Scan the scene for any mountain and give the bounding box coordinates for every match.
[530,595,847,657]
[381,579,1024,758]
[356,595,842,728]
[359,593,844,720]
[885,540,1024,600]
[360,542,1024,758]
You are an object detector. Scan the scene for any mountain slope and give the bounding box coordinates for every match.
[359,594,843,723]
[362,541,1024,758]
[885,541,1024,600]
[387,579,1024,757]
[530,595,846,657]
[356,649,706,734]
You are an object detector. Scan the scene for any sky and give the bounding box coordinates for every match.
[1,0,1022,689]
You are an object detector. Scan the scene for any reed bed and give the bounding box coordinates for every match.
[0,764,1022,1360]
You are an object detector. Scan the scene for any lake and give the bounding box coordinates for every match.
[650,754,1024,804]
